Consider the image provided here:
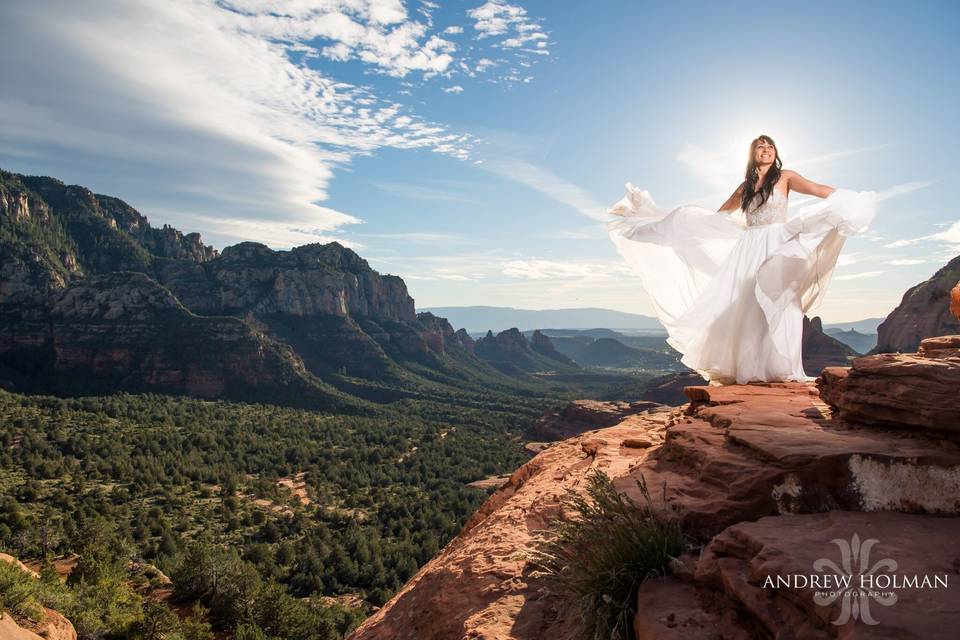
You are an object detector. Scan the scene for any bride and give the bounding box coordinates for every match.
[607,135,877,385]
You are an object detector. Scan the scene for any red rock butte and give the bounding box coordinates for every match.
[350,335,960,640]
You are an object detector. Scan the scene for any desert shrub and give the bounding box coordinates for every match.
[0,559,44,622]
[531,470,687,640]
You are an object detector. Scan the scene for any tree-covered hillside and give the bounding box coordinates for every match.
[0,386,559,637]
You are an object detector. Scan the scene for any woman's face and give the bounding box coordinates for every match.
[754,139,776,165]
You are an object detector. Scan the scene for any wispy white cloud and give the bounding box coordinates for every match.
[466,1,551,83]
[792,144,888,168]
[357,231,471,243]
[675,143,741,192]
[442,85,465,94]
[372,181,474,203]
[0,1,556,249]
[876,180,935,202]
[884,218,960,249]
[502,258,630,280]
[541,225,609,240]
[836,253,863,267]
[222,0,457,78]
[184,212,364,250]
[482,158,608,221]
[0,0,485,247]
[834,270,886,281]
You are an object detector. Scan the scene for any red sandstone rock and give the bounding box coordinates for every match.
[0,554,77,640]
[802,316,858,374]
[531,399,664,440]
[0,552,40,578]
[633,577,762,640]
[692,511,960,639]
[952,281,960,320]
[350,381,960,640]
[817,335,960,431]
[876,256,960,353]
[642,371,708,406]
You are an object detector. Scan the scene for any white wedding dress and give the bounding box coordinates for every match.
[607,184,877,385]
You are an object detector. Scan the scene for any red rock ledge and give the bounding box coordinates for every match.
[350,359,960,639]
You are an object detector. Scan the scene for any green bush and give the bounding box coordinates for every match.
[530,470,688,640]
[0,560,44,622]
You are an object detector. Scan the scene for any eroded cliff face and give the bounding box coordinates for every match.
[0,169,476,395]
[473,328,579,374]
[350,334,960,640]
[801,315,858,372]
[875,256,960,353]
[0,271,358,410]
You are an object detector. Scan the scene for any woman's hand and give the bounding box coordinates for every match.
[783,170,835,198]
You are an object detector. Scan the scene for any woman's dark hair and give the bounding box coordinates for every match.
[740,134,782,211]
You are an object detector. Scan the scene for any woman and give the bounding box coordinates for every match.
[607,135,876,385]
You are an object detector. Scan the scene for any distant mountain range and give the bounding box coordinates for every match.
[424,306,890,340]
[421,306,665,333]
[822,318,885,334]
[526,329,683,370]
[0,169,601,408]
[823,328,877,354]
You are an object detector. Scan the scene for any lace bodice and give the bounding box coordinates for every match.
[745,189,788,227]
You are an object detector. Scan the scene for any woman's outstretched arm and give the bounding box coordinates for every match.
[718,182,745,212]
[784,170,836,198]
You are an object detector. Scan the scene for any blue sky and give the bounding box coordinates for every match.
[2,1,958,322]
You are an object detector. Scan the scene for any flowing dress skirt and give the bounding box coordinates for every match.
[607,186,877,385]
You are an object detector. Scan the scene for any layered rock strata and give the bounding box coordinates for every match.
[531,399,664,440]
[351,335,960,639]
[818,335,960,431]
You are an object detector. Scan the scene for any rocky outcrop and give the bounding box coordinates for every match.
[0,553,40,578]
[637,511,960,639]
[631,316,851,406]
[531,399,666,441]
[875,255,960,353]
[416,312,476,354]
[801,315,858,373]
[528,329,576,366]
[952,280,960,320]
[351,338,960,640]
[0,553,77,640]
[0,168,491,395]
[0,608,77,640]
[349,406,678,640]
[152,241,430,378]
[474,328,579,374]
[455,328,475,352]
[642,371,707,405]
[818,334,960,431]
[0,272,355,410]
[158,242,413,322]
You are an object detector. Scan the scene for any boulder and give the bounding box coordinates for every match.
[818,335,960,432]
[875,256,960,353]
